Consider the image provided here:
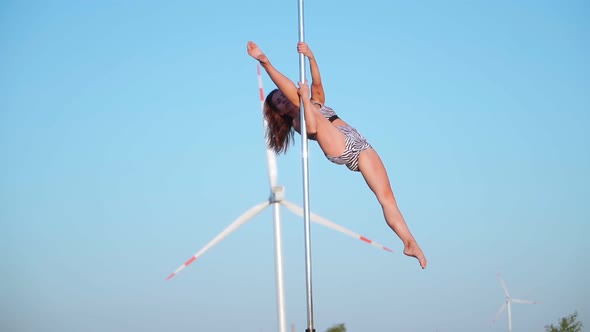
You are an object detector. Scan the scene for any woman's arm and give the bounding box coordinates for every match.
[297,80,318,135]
[247,41,300,107]
[297,42,325,104]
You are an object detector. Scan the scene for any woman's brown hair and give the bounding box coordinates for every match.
[264,89,295,154]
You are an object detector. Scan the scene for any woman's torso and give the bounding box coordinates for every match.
[293,100,349,139]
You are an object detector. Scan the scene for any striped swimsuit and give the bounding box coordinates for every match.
[316,103,372,172]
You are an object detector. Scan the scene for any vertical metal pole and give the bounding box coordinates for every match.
[297,1,315,332]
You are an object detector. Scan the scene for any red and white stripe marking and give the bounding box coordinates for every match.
[359,235,393,252]
[166,257,196,281]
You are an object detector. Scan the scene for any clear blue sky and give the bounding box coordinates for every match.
[1,1,588,331]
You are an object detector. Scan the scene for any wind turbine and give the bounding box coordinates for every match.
[165,64,393,332]
[493,273,539,332]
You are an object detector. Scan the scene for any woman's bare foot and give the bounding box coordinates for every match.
[247,41,268,64]
[404,241,427,269]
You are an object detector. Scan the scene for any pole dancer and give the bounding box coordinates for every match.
[246,39,427,269]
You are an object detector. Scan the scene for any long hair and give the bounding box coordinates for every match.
[264,89,295,154]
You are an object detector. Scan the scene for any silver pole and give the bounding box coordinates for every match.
[297,0,315,332]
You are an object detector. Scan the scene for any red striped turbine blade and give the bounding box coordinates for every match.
[280,200,393,253]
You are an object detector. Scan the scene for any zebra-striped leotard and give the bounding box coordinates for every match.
[315,103,372,172]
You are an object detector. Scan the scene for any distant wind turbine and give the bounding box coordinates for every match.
[493,273,540,332]
[165,64,393,332]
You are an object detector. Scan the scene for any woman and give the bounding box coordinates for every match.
[247,41,427,269]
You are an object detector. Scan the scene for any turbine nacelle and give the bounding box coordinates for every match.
[270,186,285,203]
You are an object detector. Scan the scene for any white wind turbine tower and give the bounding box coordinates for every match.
[493,273,540,332]
[166,64,394,332]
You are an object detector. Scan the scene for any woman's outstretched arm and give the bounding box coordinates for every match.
[297,42,325,104]
[247,41,300,107]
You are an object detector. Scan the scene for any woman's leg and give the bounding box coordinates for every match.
[358,148,427,269]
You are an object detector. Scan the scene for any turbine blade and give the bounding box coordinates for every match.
[166,201,270,280]
[493,302,507,323]
[280,200,393,253]
[511,298,538,304]
[257,64,278,188]
[497,273,510,297]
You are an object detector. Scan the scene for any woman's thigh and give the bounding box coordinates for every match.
[358,148,396,204]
